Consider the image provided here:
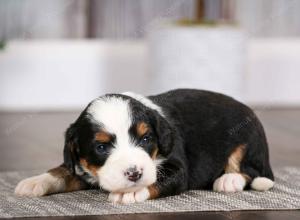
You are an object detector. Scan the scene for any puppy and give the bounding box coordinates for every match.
[15,89,274,204]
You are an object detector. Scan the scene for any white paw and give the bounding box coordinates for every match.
[108,192,123,203]
[134,187,150,202]
[108,187,150,204]
[121,192,136,204]
[251,177,274,191]
[213,173,246,192]
[15,173,63,196]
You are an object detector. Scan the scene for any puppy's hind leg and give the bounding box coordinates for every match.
[213,173,248,192]
[213,145,248,192]
[15,164,87,196]
[240,164,274,191]
[213,143,274,193]
[213,173,274,192]
[240,139,275,192]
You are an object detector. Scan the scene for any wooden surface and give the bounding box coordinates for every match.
[0,109,299,219]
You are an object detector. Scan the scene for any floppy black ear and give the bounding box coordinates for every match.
[151,112,174,156]
[63,124,78,174]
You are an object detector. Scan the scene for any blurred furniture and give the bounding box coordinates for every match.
[1,0,300,40]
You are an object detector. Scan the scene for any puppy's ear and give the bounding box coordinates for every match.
[151,112,174,156]
[63,124,78,174]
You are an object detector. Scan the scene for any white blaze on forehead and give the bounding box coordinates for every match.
[87,96,132,147]
[122,92,164,117]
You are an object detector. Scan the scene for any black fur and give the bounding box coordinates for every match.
[63,89,274,197]
[149,89,274,192]
[63,124,78,174]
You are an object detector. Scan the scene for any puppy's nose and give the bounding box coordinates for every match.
[124,166,142,182]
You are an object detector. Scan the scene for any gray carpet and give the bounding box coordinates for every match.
[0,167,300,218]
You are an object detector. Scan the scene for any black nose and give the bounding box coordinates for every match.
[124,166,142,182]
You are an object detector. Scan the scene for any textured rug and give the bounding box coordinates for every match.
[0,167,300,218]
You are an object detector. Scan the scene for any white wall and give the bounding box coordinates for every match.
[245,39,300,106]
[0,39,299,110]
[0,40,147,110]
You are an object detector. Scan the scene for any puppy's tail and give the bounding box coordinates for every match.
[250,177,274,191]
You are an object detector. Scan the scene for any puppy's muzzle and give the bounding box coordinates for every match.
[124,165,143,182]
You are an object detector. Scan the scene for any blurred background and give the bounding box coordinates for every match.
[1,0,300,110]
[0,0,299,170]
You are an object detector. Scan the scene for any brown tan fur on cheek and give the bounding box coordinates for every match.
[80,158,100,177]
[225,144,251,181]
[151,146,159,160]
[148,184,160,199]
[76,131,108,179]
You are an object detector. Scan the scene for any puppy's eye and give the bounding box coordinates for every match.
[139,135,152,145]
[95,144,107,154]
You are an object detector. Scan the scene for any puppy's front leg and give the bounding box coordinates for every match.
[150,160,188,199]
[132,160,187,202]
[136,160,187,202]
[15,164,87,196]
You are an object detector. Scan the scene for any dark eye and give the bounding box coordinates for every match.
[95,144,107,154]
[139,135,152,146]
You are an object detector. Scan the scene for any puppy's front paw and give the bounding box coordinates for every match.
[134,187,150,202]
[15,173,63,196]
[108,192,123,203]
[108,187,150,204]
[213,173,246,192]
[121,192,136,204]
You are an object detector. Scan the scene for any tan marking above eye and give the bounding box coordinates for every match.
[225,144,246,173]
[80,158,100,176]
[95,131,111,143]
[136,122,149,137]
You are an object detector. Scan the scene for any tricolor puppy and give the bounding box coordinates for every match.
[15,89,274,204]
